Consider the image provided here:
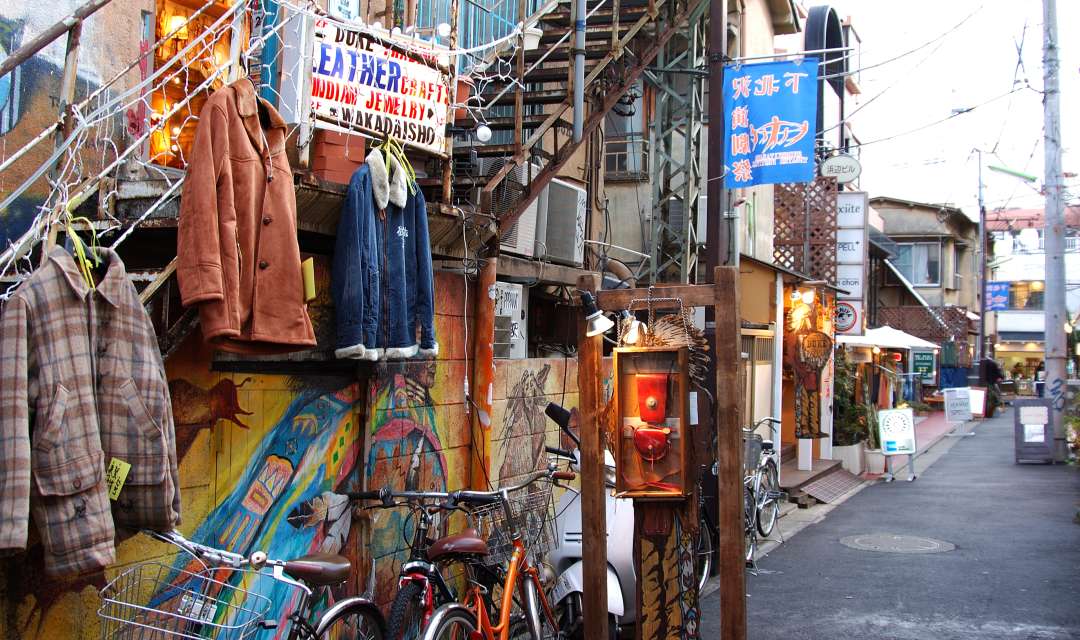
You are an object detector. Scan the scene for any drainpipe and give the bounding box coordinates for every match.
[572,0,585,142]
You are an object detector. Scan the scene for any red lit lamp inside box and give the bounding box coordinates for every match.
[634,373,671,461]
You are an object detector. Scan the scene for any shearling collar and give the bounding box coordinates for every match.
[367,149,390,210]
[386,152,408,208]
[233,77,287,129]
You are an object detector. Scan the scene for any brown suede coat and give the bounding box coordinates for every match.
[177,79,315,354]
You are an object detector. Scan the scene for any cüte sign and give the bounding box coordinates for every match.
[820,153,862,184]
[309,19,451,156]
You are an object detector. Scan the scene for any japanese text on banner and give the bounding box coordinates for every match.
[723,58,819,187]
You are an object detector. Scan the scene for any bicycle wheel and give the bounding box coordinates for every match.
[318,602,385,640]
[386,581,425,640]
[755,460,781,538]
[425,607,478,640]
[694,518,714,593]
[743,485,757,564]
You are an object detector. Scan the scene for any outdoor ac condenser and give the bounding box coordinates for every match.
[473,158,542,259]
[537,177,587,266]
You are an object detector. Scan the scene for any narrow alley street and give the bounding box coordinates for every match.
[701,408,1080,639]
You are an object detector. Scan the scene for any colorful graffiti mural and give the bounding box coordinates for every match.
[0,267,587,638]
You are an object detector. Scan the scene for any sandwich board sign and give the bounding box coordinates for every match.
[877,408,916,456]
[944,387,973,423]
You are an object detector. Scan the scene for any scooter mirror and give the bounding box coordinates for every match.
[545,402,581,447]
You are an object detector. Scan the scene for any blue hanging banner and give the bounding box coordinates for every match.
[723,57,819,187]
[986,281,1010,311]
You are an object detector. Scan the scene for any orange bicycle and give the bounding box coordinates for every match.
[421,465,574,640]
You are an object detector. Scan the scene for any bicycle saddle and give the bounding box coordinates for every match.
[427,528,489,561]
[284,553,352,586]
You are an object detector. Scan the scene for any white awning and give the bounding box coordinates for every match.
[836,326,940,351]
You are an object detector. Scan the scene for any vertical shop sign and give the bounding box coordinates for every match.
[723,57,819,187]
[309,19,451,155]
[985,281,1010,311]
[834,191,868,335]
[912,350,936,384]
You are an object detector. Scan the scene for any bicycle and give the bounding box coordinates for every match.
[746,417,783,538]
[98,529,384,639]
[419,465,574,640]
[347,485,518,640]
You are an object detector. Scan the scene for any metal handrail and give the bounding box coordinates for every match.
[0,0,113,80]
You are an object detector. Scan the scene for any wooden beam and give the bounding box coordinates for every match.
[595,282,716,311]
[576,272,609,640]
[713,265,746,639]
[470,256,498,490]
[494,254,599,287]
[138,257,178,305]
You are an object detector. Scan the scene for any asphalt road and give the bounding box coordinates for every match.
[700,407,1080,639]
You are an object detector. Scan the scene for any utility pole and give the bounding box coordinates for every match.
[976,149,986,364]
[706,0,730,270]
[1042,0,1067,461]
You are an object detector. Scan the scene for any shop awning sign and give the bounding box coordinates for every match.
[309,19,450,156]
[723,57,819,187]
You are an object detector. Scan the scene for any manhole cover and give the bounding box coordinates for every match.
[839,534,955,554]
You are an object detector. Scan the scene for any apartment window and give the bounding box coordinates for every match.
[604,83,647,180]
[893,242,941,286]
[951,245,964,290]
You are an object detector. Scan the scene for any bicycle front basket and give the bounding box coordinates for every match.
[473,482,557,567]
[98,560,271,639]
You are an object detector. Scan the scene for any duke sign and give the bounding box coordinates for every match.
[309,19,451,155]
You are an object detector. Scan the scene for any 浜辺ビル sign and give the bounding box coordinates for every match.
[309,19,450,156]
[722,58,819,187]
[820,153,862,184]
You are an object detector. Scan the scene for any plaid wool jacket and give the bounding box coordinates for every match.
[0,248,180,577]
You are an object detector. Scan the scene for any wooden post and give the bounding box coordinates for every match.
[441,0,459,206]
[470,256,498,490]
[576,273,609,640]
[713,265,745,639]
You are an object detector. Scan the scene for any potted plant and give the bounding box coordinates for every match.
[833,348,873,475]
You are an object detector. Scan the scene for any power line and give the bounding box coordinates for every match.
[817,3,985,82]
[846,87,1029,150]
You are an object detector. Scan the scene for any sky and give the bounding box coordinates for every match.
[818,0,1079,220]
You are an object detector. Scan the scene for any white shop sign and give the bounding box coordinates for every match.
[944,387,973,423]
[837,191,868,228]
[837,228,865,265]
[836,263,864,299]
[309,19,451,156]
[877,407,916,456]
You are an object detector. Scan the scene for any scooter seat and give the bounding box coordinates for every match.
[428,528,490,561]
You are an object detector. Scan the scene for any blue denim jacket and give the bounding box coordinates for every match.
[372,183,436,359]
[332,164,380,359]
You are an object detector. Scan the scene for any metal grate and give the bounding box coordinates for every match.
[801,467,861,504]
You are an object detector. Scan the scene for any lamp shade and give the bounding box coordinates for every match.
[581,291,615,337]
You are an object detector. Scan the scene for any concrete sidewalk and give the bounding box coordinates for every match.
[699,407,1080,639]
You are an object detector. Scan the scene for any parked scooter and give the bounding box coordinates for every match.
[542,403,634,640]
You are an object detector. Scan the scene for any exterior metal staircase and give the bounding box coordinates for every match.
[458,0,708,237]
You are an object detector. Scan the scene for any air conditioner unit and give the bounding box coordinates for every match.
[473,158,542,259]
[493,281,528,359]
[537,177,586,266]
